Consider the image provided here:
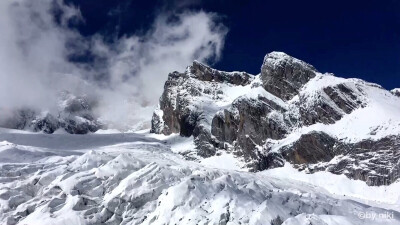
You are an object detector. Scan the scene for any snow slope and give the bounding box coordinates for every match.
[295,74,400,142]
[263,73,400,156]
[0,128,399,225]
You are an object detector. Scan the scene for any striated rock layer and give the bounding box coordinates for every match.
[151,51,400,186]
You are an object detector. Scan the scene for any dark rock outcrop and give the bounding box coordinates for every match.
[31,113,59,133]
[210,79,367,171]
[326,136,400,186]
[261,132,400,186]
[211,96,288,153]
[260,52,317,100]
[243,131,339,172]
[298,83,367,125]
[152,71,187,135]
[190,61,252,85]
[392,88,400,97]
[280,131,339,164]
[151,61,253,157]
[0,92,102,134]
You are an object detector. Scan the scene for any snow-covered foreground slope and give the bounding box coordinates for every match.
[0,129,399,225]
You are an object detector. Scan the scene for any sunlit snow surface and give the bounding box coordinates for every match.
[0,128,399,225]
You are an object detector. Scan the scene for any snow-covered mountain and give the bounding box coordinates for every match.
[151,52,400,186]
[1,51,400,225]
[0,91,103,134]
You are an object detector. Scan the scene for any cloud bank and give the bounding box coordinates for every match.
[0,0,227,130]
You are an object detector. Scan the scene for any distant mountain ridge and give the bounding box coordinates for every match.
[0,91,102,134]
[151,51,400,186]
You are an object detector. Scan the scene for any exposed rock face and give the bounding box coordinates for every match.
[152,51,400,186]
[277,134,400,186]
[212,97,285,143]
[324,136,400,186]
[31,113,59,133]
[209,79,369,172]
[297,82,367,125]
[190,60,252,85]
[243,131,400,186]
[211,95,288,158]
[150,109,164,134]
[280,132,339,164]
[0,92,102,134]
[260,52,317,100]
[392,88,400,97]
[152,71,186,135]
[151,61,253,157]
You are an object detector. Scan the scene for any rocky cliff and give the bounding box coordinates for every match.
[151,52,400,186]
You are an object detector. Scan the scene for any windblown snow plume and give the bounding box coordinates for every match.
[0,0,227,130]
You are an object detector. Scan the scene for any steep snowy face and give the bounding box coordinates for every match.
[152,52,400,186]
[0,92,102,134]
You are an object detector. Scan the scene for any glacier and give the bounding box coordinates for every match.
[0,128,399,225]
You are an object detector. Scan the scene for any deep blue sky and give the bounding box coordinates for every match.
[67,0,400,89]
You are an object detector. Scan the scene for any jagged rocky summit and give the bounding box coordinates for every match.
[151,51,400,186]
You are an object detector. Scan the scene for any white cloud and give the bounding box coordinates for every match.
[0,0,227,130]
[0,0,81,111]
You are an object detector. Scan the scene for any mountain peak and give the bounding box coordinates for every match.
[264,51,291,60]
[187,59,252,86]
[192,59,209,68]
[152,51,400,187]
[391,88,400,97]
[261,51,318,100]
[263,51,317,71]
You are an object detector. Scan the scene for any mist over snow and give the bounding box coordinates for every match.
[0,0,227,130]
